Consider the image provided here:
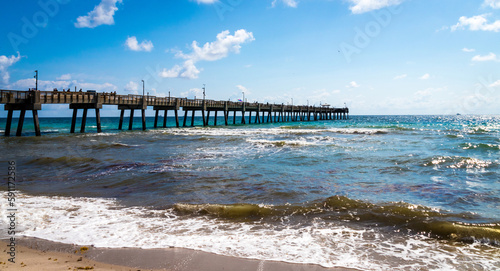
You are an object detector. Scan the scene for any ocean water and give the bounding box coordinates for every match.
[0,115,499,270]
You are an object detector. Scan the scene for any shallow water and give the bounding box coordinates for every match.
[1,115,499,270]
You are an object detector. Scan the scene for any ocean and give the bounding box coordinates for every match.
[1,115,499,270]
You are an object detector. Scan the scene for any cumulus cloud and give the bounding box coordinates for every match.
[462,48,476,53]
[236,85,248,92]
[484,0,500,9]
[347,81,360,88]
[191,0,218,3]
[236,85,252,97]
[0,52,21,84]
[57,74,71,80]
[75,0,122,28]
[420,73,430,80]
[180,87,204,98]
[489,79,500,87]
[125,36,154,52]
[451,14,500,32]
[160,29,255,79]
[393,74,407,80]
[348,0,403,14]
[271,0,298,8]
[472,52,499,62]
[124,81,139,94]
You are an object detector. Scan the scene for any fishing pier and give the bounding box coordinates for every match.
[1,89,349,136]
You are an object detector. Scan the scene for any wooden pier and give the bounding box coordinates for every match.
[0,89,349,136]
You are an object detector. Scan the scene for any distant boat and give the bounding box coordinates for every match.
[456,113,461,116]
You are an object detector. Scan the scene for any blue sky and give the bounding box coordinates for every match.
[1,0,500,116]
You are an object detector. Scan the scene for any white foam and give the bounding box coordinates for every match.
[2,192,498,270]
[153,126,387,137]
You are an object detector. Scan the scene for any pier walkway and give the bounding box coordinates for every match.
[1,89,349,136]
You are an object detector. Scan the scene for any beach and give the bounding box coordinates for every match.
[1,238,358,271]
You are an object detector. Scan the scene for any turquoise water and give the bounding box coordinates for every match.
[1,115,499,270]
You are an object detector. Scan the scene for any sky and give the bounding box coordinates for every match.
[1,0,500,116]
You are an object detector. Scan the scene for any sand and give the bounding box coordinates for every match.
[0,240,152,271]
[1,237,359,271]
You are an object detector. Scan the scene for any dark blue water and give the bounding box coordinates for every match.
[1,115,499,270]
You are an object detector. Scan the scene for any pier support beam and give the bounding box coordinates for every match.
[154,110,159,128]
[80,108,88,133]
[70,109,78,133]
[4,97,42,136]
[128,109,134,130]
[117,104,146,131]
[95,108,101,133]
[70,103,102,134]
[118,109,124,130]
[183,110,188,127]
[32,110,41,136]
[5,109,13,136]
[16,109,25,136]
[163,110,168,128]
[175,109,179,127]
[191,110,195,127]
[142,109,146,131]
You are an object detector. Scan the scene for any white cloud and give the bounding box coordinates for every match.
[180,88,204,98]
[75,0,122,28]
[160,65,183,78]
[472,52,498,62]
[0,52,21,84]
[125,36,154,52]
[236,85,250,94]
[160,29,254,79]
[57,74,71,80]
[420,73,430,80]
[236,85,247,92]
[489,79,500,87]
[484,0,500,9]
[451,14,500,32]
[347,81,360,88]
[272,0,298,8]
[192,0,218,3]
[393,74,407,80]
[462,48,476,53]
[348,0,403,14]
[124,81,139,94]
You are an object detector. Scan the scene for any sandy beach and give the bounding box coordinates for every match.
[1,237,358,271]
[0,239,152,271]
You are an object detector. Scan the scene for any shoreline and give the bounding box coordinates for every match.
[1,237,359,271]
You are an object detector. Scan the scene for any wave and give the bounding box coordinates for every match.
[326,128,389,135]
[173,196,500,245]
[460,143,500,152]
[26,156,101,167]
[157,126,390,137]
[92,142,140,150]
[247,139,318,147]
[424,156,495,169]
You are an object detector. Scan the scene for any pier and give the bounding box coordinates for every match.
[1,89,349,136]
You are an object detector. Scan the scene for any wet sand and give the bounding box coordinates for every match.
[1,237,358,271]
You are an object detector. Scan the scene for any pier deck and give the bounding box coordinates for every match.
[1,89,349,136]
